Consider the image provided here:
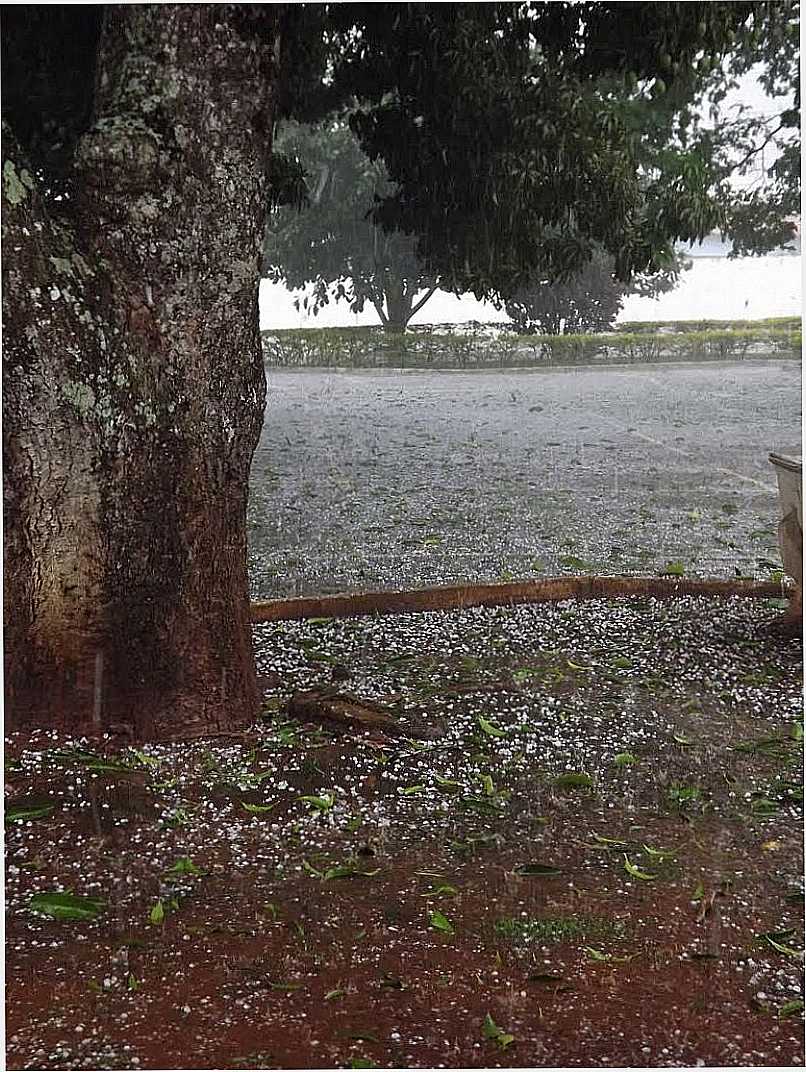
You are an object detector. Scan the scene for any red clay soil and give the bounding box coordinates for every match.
[6,773,804,1070]
[6,593,804,1069]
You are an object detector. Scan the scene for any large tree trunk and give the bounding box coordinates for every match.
[3,7,279,740]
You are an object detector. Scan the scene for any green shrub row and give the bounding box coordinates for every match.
[262,321,802,369]
[616,316,801,335]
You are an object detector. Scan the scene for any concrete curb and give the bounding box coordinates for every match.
[251,575,790,623]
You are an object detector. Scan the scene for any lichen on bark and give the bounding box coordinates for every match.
[2,158,34,205]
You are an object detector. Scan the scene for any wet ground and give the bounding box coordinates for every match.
[5,597,804,1069]
[6,356,804,1069]
[249,359,801,599]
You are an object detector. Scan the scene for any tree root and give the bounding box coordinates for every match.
[251,575,791,624]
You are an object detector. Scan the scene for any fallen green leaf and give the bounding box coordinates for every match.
[611,657,633,670]
[668,783,701,804]
[28,892,106,921]
[512,668,537,684]
[482,1012,515,1049]
[129,748,160,767]
[478,715,506,738]
[323,866,381,881]
[567,659,589,671]
[591,833,629,848]
[513,863,562,877]
[555,771,593,789]
[623,855,657,881]
[299,793,334,812]
[641,844,675,859]
[5,802,55,823]
[479,774,495,796]
[422,883,458,897]
[661,561,685,576]
[559,555,588,571]
[241,801,276,815]
[428,910,455,934]
[779,999,805,1018]
[165,856,202,876]
[764,936,804,960]
[614,752,638,767]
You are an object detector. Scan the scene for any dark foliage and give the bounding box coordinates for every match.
[2,2,798,299]
[0,5,102,198]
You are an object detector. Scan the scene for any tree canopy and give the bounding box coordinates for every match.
[265,120,439,332]
[5,3,798,295]
[269,2,798,303]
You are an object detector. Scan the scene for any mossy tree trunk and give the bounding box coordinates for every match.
[2,7,279,740]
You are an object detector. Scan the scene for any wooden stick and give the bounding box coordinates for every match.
[251,575,790,624]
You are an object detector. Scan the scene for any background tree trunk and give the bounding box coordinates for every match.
[381,277,414,334]
[3,7,279,740]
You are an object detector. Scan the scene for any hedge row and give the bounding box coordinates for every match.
[616,316,802,335]
[261,321,802,369]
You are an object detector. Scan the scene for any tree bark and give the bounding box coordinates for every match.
[381,277,412,334]
[379,276,438,334]
[3,7,279,740]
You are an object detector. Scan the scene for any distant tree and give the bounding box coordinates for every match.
[503,249,688,335]
[265,121,439,333]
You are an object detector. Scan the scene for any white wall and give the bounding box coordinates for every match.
[619,254,801,323]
